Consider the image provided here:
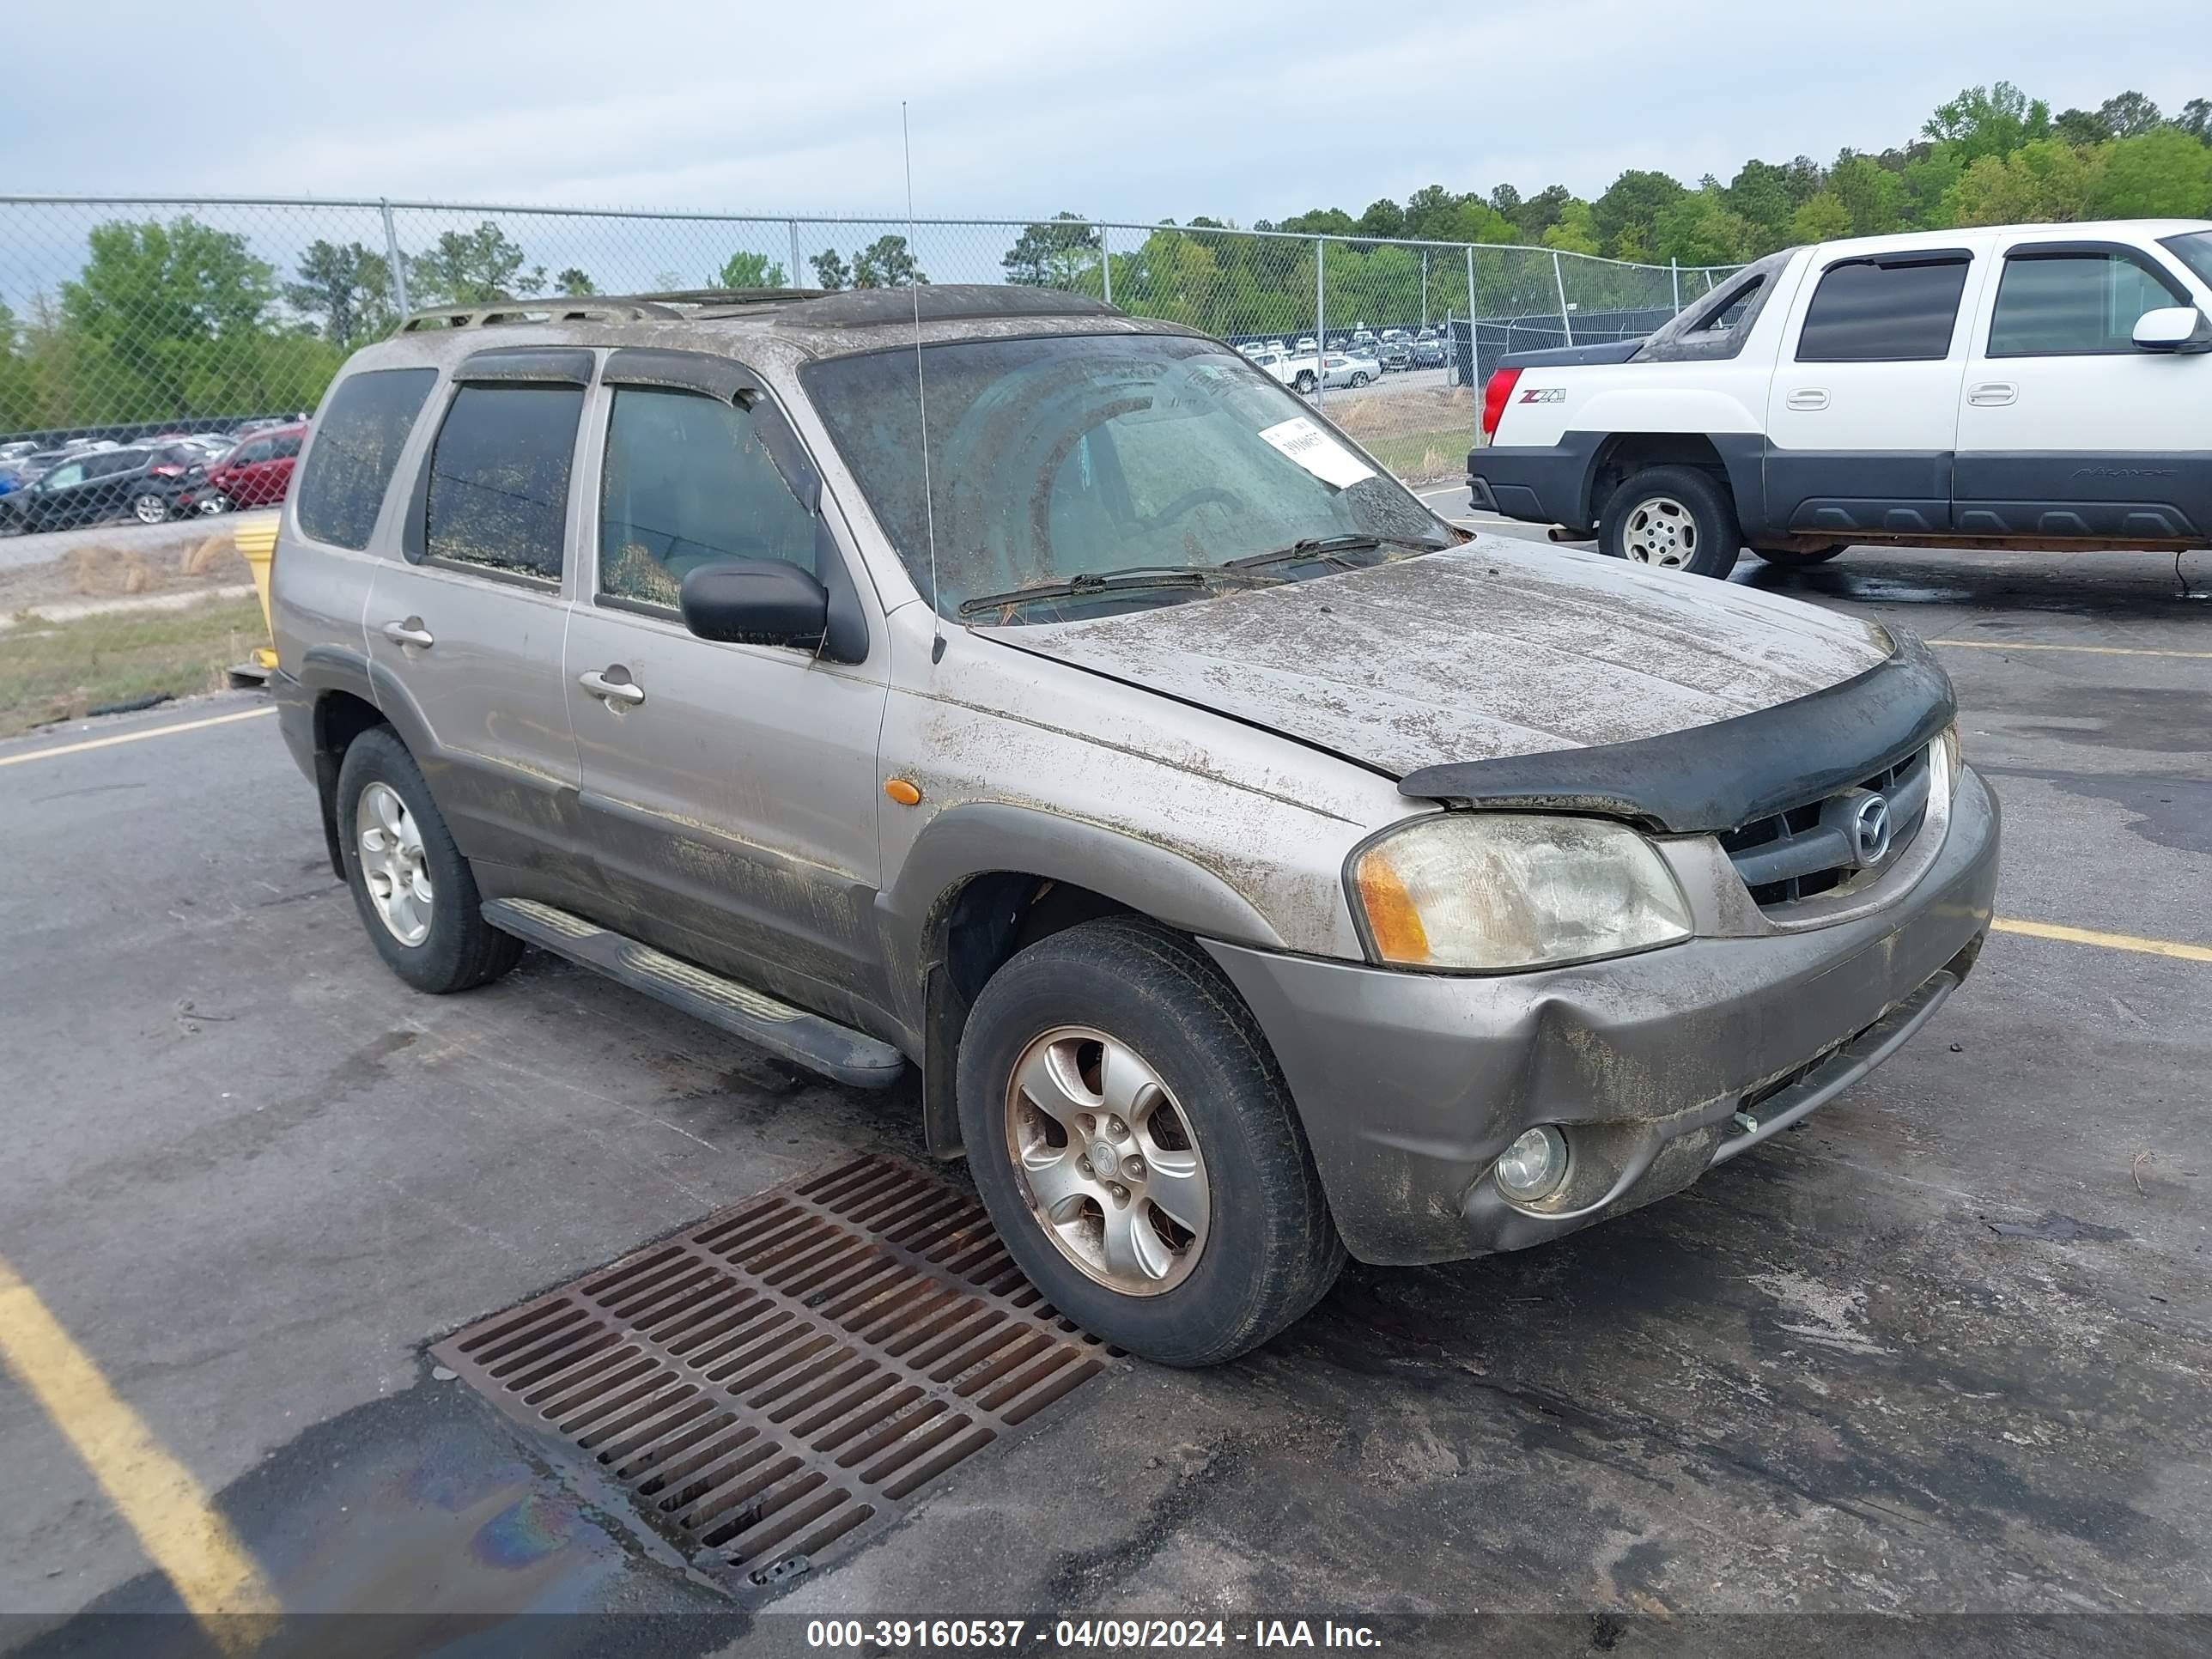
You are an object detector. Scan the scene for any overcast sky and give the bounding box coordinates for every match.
[4,0,2203,222]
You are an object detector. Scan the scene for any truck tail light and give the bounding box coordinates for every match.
[1480,368,1522,441]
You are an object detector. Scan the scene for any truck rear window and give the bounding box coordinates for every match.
[295,368,437,550]
[1796,257,1971,363]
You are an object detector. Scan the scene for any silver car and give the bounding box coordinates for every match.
[270,285,1999,1365]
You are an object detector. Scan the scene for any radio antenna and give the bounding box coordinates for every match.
[902,101,945,664]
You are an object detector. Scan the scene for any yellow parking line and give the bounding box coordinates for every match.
[1994,917,2212,964]
[0,1255,277,1648]
[1929,638,2212,660]
[0,705,275,769]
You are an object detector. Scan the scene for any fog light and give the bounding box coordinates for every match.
[1495,1125,1569,1202]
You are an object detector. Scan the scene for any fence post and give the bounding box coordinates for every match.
[1552,250,1573,346]
[1671,257,1680,313]
[1464,246,1477,386]
[1098,222,1112,307]
[1314,236,1326,407]
[1420,249,1428,326]
[380,198,410,317]
[789,220,803,288]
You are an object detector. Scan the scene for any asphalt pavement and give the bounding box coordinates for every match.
[2,532,2208,1654]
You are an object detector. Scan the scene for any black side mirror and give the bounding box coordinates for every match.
[679,558,830,649]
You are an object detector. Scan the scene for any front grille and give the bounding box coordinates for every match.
[1719,744,1932,909]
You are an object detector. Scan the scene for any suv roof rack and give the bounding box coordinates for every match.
[398,288,829,332]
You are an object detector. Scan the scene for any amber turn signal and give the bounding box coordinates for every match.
[883,778,923,806]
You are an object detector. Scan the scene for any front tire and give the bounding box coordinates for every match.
[1601,465,1741,578]
[957,918,1344,1367]
[1292,372,1317,394]
[335,726,521,994]
[131,492,169,525]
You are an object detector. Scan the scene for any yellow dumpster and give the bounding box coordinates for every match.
[231,511,280,672]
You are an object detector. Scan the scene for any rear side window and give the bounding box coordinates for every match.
[270,432,303,459]
[1988,251,2184,356]
[296,368,436,550]
[599,387,815,610]
[423,384,584,580]
[1796,257,1971,362]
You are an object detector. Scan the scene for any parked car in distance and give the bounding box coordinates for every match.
[0,441,39,466]
[196,422,307,512]
[0,443,202,533]
[1412,337,1447,368]
[1382,328,1412,345]
[1294,336,1317,353]
[270,283,1997,1366]
[1379,342,1413,373]
[1469,218,2212,575]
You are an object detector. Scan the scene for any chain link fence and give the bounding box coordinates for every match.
[0,196,1741,536]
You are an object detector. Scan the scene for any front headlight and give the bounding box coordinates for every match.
[1349,813,1692,972]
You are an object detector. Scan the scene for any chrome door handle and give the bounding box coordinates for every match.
[578,668,645,706]
[1968,382,2018,406]
[1785,388,1828,410]
[380,618,434,648]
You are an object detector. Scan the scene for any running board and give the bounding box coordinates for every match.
[482,898,908,1090]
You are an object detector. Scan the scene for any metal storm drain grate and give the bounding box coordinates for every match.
[430,1154,1115,1598]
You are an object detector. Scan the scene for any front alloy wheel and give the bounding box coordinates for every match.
[355,780,434,946]
[1005,1025,1211,1294]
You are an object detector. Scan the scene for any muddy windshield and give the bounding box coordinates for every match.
[804,332,1446,619]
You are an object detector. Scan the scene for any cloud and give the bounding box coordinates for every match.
[3,0,2203,228]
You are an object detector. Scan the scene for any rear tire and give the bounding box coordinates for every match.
[1349,372,1370,388]
[131,492,169,525]
[1293,372,1317,394]
[957,918,1344,1367]
[1601,465,1741,578]
[335,726,521,995]
[1749,544,1847,567]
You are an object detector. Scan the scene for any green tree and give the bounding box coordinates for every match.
[2096,91,2164,139]
[1829,153,1905,234]
[1788,192,1852,244]
[1924,82,2051,162]
[1899,147,1967,228]
[1539,201,1601,256]
[809,248,851,291]
[1655,189,1752,266]
[410,222,543,304]
[1354,198,1407,239]
[714,251,788,289]
[283,240,395,349]
[1947,139,2103,224]
[852,235,926,289]
[1722,160,1806,254]
[2092,128,2212,216]
[60,216,289,421]
[1000,213,1100,287]
[1510,185,1575,241]
[2178,99,2212,143]
[2053,107,2113,146]
[1591,170,1686,256]
[555,267,596,295]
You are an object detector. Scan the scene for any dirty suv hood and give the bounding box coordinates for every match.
[989,538,1891,780]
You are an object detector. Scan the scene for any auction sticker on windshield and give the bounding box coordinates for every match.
[1257,416,1375,489]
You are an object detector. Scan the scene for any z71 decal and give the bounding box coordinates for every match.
[1517,386,1566,404]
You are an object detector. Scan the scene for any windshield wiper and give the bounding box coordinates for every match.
[1224,532,1449,574]
[956,562,1273,618]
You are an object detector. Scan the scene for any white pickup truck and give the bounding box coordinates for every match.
[1467,219,2212,576]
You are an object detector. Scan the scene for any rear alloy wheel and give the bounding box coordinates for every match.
[1293,371,1317,394]
[1348,372,1370,387]
[1601,465,1741,579]
[131,492,169,525]
[958,918,1345,1367]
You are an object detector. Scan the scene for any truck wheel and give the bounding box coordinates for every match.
[1749,545,1847,568]
[335,726,521,994]
[957,918,1344,1367]
[1601,466,1741,578]
[1293,371,1317,393]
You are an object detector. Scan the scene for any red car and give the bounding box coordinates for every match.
[194,422,307,514]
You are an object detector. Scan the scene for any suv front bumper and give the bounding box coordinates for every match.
[1202,767,2001,1265]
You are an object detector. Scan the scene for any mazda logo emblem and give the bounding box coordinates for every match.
[1851,793,1893,864]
